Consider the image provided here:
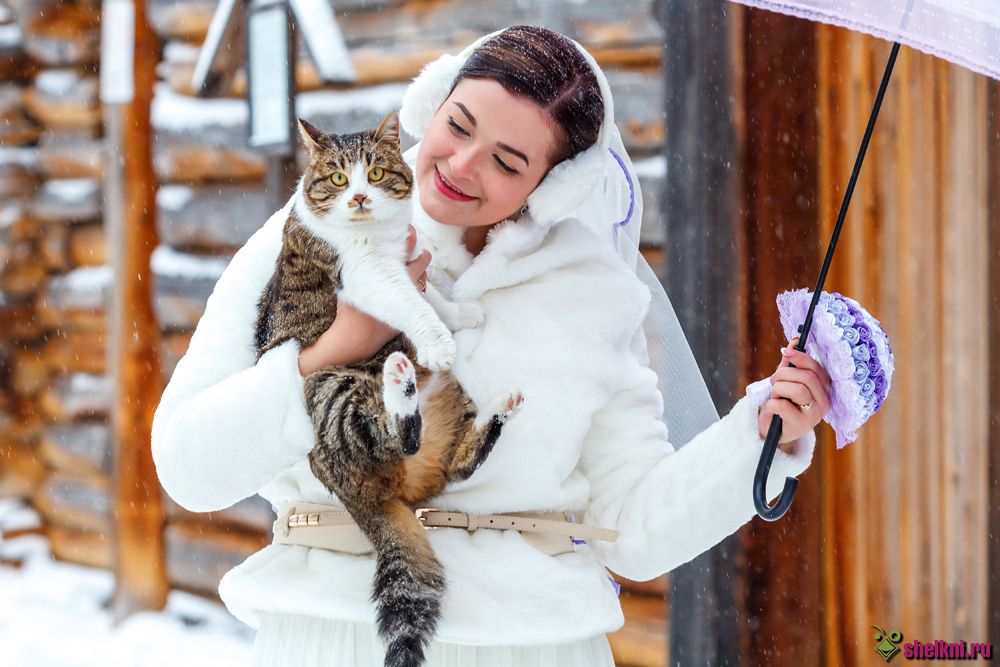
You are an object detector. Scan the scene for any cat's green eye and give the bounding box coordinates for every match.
[330,172,348,187]
[368,166,385,183]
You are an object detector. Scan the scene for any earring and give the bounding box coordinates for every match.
[519,203,529,217]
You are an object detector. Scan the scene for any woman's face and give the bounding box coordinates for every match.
[415,77,558,229]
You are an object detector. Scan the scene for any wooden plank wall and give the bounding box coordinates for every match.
[815,22,993,666]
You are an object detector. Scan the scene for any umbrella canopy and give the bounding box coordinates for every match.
[729,0,1000,80]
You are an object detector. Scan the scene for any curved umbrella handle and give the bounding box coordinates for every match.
[753,412,798,520]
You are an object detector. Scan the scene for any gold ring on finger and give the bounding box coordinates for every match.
[799,401,813,412]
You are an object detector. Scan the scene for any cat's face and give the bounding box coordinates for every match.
[415,77,557,229]
[297,114,412,227]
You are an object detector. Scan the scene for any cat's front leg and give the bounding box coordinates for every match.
[423,282,485,331]
[339,259,457,371]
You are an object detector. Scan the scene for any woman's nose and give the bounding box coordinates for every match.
[448,146,477,182]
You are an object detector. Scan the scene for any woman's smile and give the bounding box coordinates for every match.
[433,165,477,201]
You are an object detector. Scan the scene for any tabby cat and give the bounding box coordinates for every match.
[254,113,524,667]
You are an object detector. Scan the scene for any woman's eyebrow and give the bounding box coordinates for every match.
[452,101,530,167]
[453,102,477,127]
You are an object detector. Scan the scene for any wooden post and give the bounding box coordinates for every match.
[106,0,168,620]
[657,1,742,664]
[740,8,822,665]
[988,77,1000,653]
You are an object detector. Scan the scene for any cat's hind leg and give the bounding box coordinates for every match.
[382,352,422,456]
[446,390,524,482]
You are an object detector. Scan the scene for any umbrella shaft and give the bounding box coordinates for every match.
[799,42,901,350]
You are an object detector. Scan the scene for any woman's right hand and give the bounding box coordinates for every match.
[297,225,432,376]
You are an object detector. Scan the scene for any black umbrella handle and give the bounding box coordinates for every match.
[753,413,799,520]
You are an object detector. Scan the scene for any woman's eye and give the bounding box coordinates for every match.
[368,166,385,182]
[494,156,518,175]
[447,118,469,136]
[330,172,348,186]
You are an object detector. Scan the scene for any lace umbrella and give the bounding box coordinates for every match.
[721,0,1000,520]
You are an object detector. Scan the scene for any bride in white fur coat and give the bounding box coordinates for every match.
[151,25,833,667]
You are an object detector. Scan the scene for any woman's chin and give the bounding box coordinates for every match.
[420,190,472,227]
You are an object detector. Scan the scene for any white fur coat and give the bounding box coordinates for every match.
[150,153,816,645]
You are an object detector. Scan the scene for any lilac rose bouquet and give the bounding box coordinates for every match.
[776,289,895,449]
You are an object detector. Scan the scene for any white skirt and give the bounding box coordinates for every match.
[251,612,616,667]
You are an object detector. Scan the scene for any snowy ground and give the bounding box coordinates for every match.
[0,500,254,666]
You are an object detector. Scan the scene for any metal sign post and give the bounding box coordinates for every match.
[246,0,296,209]
[192,0,356,211]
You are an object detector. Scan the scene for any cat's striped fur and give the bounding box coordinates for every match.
[254,113,523,667]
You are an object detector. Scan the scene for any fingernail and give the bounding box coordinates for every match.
[780,348,790,356]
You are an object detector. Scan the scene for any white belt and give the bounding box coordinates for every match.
[272,501,618,557]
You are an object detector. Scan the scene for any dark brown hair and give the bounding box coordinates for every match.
[452,25,604,167]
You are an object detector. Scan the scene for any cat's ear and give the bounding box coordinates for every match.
[373,112,401,149]
[297,118,326,153]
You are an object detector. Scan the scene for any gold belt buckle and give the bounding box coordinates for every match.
[415,507,439,529]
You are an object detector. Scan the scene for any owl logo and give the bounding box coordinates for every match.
[872,625,904,662]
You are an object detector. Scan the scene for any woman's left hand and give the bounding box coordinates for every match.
[758,336,833,453]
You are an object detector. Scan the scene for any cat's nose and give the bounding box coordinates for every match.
[353,193,368,205]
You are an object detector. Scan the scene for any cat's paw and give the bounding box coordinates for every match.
[478,390,525,428]
[454,301,485,329]
[382,352,419,418]
[416,337,457,371]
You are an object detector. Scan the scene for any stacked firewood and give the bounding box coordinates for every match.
[0,0,107,569]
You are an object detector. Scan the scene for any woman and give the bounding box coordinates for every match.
[151,25,832,666]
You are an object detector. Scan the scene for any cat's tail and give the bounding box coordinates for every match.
[362,499,446,667]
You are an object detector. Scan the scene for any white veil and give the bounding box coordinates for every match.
[565,122,721,447]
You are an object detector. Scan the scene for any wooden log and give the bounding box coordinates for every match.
[151,245,227,331]
[42,328,106,374]
[39,222,71,271]
[608,593,668,667]
[23,69,101,130]
[69,223,106,267]
[30,178,101,224]
[10,345,46,397]
[40,421,111,475]
[164,521,269,594]
[0,22,35,82]
[0,302,45,341]
[21,2,99,66]
[35,265,110,331]
[41,222,106,269]
[37,129,104,179]
[0,243,47,297]
[163,494,275,534]
[34,469,112,533]
[156,183,269,251]
[39,372,111,421]
[0,85,39,144]
[0,147,39,198]
[162,44,450,98]
[0,438,44,498]
[49,524,113,569]
[145,0,215,41]
[109,0,169,617]
[151,80,405,155]
[0,203,40,243]
[159,330,192,380]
